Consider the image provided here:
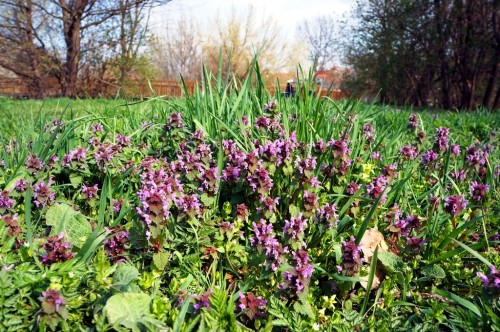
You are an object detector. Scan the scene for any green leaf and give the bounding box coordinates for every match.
[289,205,300,218]
[45,203,91,248]
[435,289,481,317]
[293,300,314,319]
[377,251,403,274]
[452,239,492,267]
[421,264,446,279]
[153,252,170,271]
[112,265,140,292]
[104,293,151,327]
[69,173,83,188]
[200,193,215,206]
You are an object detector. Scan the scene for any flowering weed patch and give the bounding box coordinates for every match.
[0,79,499,330]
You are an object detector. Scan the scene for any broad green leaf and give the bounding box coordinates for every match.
[153,252,171,271]
[112,265,140,292]
[69,174,83,188]
[104,293,151,326]
[45,203,91,248]
[421,264,446,279]
[377,251,403,274]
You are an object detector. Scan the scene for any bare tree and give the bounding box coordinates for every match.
[149,15,201,80]
[40,0,167,97]
[202,5,300,81]
[0,0,50,97]
[297,15,340,71]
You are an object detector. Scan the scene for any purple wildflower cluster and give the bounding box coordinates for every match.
[363,124,375,141]
[386,204,423,249]
[315,203,338,228]
[238,292,267,320]
[283,213,308,241]
[421,149,438,165]
[443,194,468,217]
[193,289,212,312]
[250,219,287,271]
[41,232,74,265]
[166,112,184,130]
[104,226,129,262]
[477,265,500,293]
[366,175,387,203]
[341,237,363,275]
[0,190,15,213]
[280,249,314,293]
[38,288,68,318]
[33,178,56,207]
[399,145,419,160]
[434,127,450,152]
[469,181,489,202]
[25,154,43,175]
[82,184,98,199]
[137,165,184,225]
[408,114,418,130]
[62,147,87,168]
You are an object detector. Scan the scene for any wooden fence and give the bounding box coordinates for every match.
[0,78,344,100]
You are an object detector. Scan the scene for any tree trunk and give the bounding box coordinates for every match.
[25,0,44,98]
[60,0,88,98]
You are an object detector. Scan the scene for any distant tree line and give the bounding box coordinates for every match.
[343,0,499,110]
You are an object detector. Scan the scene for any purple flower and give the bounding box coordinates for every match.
[91,123,104,132]
[167,112,183,129]
[315,203,338,227]
[408,114,418,130]
[363,124,374,141]
[451,144,461,156]
[366,175,387,202]
[0,190,15,212]
[193,289,212,312]
[14,178,27,192]
[346,182,360,195]
[469,181,489,202]
[328,139,351,160]
[250,219,287,271]
[450,169,467,183]
[280,249,314,293]
[238,292,267,320]
[399,145,418,160]
[294,154,317,175]
[116,134,131,147]
[443,194,468,217]
[104,226,129,262]
[421,149,438,165]
[465,144,489,167]
[33,178,56,207]
[263,100,277,112]
[477,265,500,293]
[82,184,98,199]
[41,232,74,265]
[25,154,43,175]
[434,127,450,152]
[303,191,319,212]
[406,237,426,251]
[38,288,68,317]
[113,198,123,213]
[341,236,363,275]
[284,213,308,240]
[386,204,407,235]
[247,166,273,196]
[177,194,202,218]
